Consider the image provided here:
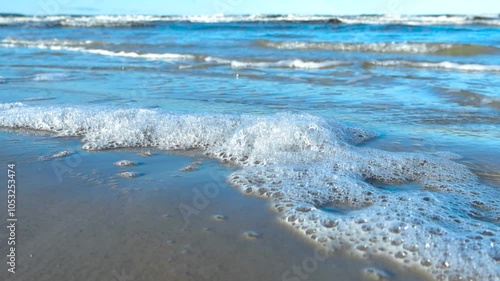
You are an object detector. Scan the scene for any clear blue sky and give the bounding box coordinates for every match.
[1,0,498,15]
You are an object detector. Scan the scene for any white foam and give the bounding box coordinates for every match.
[1,38,350,69]
[204,56,349,69]
[39,150,73,161]
[0,102,24,109]
[2,37,100,48]
[5,38,498,73]
[230,59,349,69]
[259,40,499,55]
[113,160,137,167]
[369,60,500,72]
[204,56,232,64]
[32,73,72,82]
[338,14,500,26]
[1,14,499,26]
[0,104,498,280]
[1,38,195,61]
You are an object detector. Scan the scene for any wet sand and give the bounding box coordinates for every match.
[0,131,431,281]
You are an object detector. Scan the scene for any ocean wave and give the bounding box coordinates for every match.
[0,14,342,27]
[337,14,500,26]
[439,88,500,109]
[0,14,499,27]
[0,38,348,69]
[3,38,500,73]
[0,37,154,49]
[0,104,498,281]
[257,40,500,56]
[229,59,350,69]
[366,60,500,72]
[1,38,196,61]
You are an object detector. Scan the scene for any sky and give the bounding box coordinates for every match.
[1,0,499,15]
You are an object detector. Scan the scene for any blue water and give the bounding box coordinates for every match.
[0,14,499,280]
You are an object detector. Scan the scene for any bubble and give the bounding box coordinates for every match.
[420,259,432,267]
[139,151,153,157]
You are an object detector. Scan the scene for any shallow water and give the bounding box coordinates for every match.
[0,14,499,281]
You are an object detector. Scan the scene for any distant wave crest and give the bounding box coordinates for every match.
[366,60,500,72]
[0,14,499,27]
[3,38,500,72]
[257,40,500,56]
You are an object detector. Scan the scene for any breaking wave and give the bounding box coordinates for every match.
[0,14,499,27]
[366,60,500,72]
[257,40,500,56]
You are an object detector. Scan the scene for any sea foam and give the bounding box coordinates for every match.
[1,38,196,61]
[0,104,498,280]
[0,14,499,26]
[367,60,500,72]
[257,40,499,56]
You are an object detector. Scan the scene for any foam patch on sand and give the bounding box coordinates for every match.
[0,104,498,280]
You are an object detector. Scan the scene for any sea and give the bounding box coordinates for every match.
[0,14,499,281]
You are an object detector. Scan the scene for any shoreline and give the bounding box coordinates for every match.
[0,131,431,281]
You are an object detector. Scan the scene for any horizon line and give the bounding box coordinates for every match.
[0,12,499,17]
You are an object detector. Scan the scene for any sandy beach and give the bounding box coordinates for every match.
[0,130,433,281]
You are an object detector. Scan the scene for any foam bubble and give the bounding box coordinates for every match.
[113,160,137,167]
[0,104,498,280]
